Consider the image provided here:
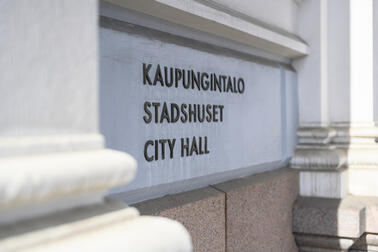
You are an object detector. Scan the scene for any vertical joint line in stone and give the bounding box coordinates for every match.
[209,184,227,251]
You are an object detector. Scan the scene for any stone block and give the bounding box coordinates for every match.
[214,168,299,252]
[293,195,378,251]
[299,169,348,198]
[0,199,192,252]
[295,233,355,251]
[133,186,225,252]
[290,149,347,170]
[293,196,364,238]
[350,233,378,251]
[354,196,378,234]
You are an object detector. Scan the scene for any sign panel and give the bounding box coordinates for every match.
[100,17,285,191]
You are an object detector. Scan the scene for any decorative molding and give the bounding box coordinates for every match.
[0,134,104,157]
[293,195,378,251]
[0,199,191,252]
[104,0,308,58]
[291,149,346,170]
[110,160,287,204]
[0,149,136,224]
[100,1,292,64]
[291,125,378,198]
[299,169,348,198]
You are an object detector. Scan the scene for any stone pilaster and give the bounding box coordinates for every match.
[0,0,191,251]
[292,0,378,250]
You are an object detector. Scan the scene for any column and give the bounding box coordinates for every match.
[292,0,378,199]
[0,0,191,251]
[292,0,378,250]
[293,0,348,199]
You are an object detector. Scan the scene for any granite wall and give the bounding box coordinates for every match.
[133,168,299,252]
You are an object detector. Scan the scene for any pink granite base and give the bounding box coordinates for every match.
[214,168,298,252]
[133,187,226,252]
[133,168,298,252]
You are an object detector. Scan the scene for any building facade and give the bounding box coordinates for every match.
[1,0,378,251]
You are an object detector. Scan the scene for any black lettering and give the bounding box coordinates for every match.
[214,74,222,92]
[181,103,188,123]
[192,70,200,90]
[152,102,160,123]
[168,139,176,159]
[198,104,205,123]
[219,105,224,122]
[153,64,164,86]
[201,73,209,90]
[159,139,167,160]
[175,69,182,88]
[171,103,180,123]
[143,63,152,85]
[154,140,158,160]
[221,75,227,91]
[206,104,212,122]
[227,76,233,92]
[182,70,190,89]
[181,137,190,157]
[204,136,210,154]
[188,104,197,122]
[190,136,198,155]
[143,101,152,123]
[199,136,203,154]
[164,67,174,87]
[144,140,154,162]
[213,105,218,122]
[238,78,245,93]
[160,102,170,123]
[210,74,214,91]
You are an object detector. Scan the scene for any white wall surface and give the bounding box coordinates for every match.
[328,0,350,123]
[100,1,292,64]
[295,0,378,125]
[103,0,307,59]
[350,0,374,123]
[213,0,299,33]
[0,0,98,137]
[294,0,328,125]
[283,68,299,159]
[374,0,378,122]
[99,13,298,200]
